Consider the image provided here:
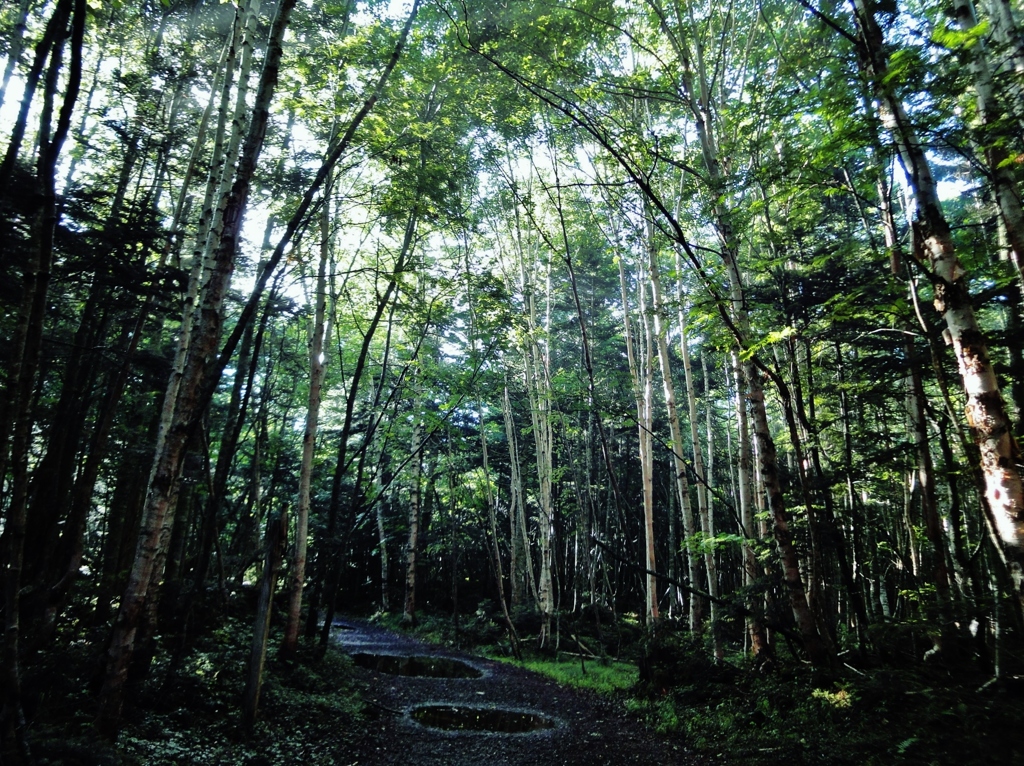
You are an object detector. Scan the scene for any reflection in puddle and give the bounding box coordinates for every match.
[351,653,482,679]
[411,705,556,733]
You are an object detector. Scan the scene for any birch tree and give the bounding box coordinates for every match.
[617,248,659,623]
[641,0,836,670]
[495,164,557,644]
[644,222,699,630]
[850,0,1024,582]
[522,251,557,644]
[281,180,335,654]
[95,0,299,734]
[402,403,424,624]
[676,286,708,634]
[947,0,1024,293]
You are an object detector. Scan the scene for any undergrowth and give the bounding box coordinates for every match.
[627,631,1024,766]
[28,612,365,766]
[35,595,1024,766]
[387,606,1024,766]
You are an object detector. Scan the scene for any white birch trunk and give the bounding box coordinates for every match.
[646,228,693,628]
[376,475,390,612]
[640,0,832,668]
[521,250,556,644]
[97,0,298,732]
[282,181,333,652]
[618,255,658,623]
[403,417,423,624]
[980,0,1024,129]
[702,351,723,661]
[853,0,1024,580]
[205,0,262,261]
[188,5,242,275]
[953,0,1024,295]
[503,383,535,607]
[641,277,658,623]
[732,350,770,659]
[675,276,707,631]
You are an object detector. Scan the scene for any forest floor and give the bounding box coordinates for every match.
[335,617,712,765]
[24,604,1024,765]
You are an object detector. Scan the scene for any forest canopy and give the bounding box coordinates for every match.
[1,0,1023,759]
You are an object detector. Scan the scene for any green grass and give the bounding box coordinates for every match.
[495,654,639,695]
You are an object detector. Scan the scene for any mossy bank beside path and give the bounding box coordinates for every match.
[335,618,711,766]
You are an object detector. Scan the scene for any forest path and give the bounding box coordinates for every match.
[334,617,714,765]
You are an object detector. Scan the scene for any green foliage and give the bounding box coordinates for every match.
[931,18,990,51]
[686,531,747,554]
[501,656,639,695]
[623,634,1024,766]
[9,0,1024,761]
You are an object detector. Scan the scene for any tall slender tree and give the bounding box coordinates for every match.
[850,0,1024,582]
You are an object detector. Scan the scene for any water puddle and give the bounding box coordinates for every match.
[410,704,556,733]
[351,653,482,679]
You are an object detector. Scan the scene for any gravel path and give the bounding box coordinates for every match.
[334,619,714,766]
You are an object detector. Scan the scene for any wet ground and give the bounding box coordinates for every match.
[334,618,715,765]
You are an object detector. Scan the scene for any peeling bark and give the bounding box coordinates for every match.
[851,0,1024,582]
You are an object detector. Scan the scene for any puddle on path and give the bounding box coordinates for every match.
[352,653,483,679]
[410,705,556,733]
[411,704,556,733]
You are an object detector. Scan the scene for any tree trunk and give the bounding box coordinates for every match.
[23,284,106,617]
[662,0,834,670]
[526,292,557,644]
[1,0,84,755]
[46,302,149,631]
[852,0,1024,583]
[317,204,418,635]
[241,511,287,730]
[732,351,772,663]
[282,184,333,654]
[503,382,534,608]
[676,278,707,632]
[187,3,243,275]
[376,479,391,612]
[201,0,263,270]
[479,402,522,658]
[906,333,957,638]
[0,0,71,204]
[95,0,297,736]
[646,228,696,629]
[0,0,33,113]
[403,418,423,624]
[617,254,658,624]
[979,0,1024,130]
[953,0,1024,296]
[701,351,723,661]
[130,4,248,665]
[640,286,658,624]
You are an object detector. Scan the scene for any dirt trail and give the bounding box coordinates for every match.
[334,618,713,766]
